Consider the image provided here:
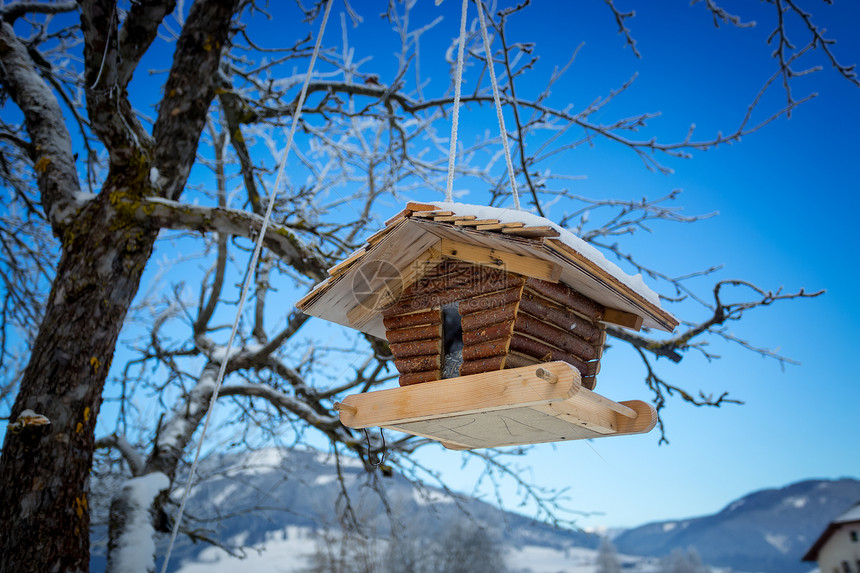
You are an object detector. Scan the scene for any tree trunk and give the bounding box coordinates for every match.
[0,193,157,573]
[0,0,242,568]
[105,364,221,573]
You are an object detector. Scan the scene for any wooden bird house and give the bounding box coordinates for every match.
[296,202,678,449]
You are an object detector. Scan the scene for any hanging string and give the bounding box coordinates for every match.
[363,427,386,468]
[89,3,116,89]
[444,0,469,203]
[159,1,333,571]
[475,0,520,210]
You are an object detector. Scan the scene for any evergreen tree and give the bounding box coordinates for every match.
[659,547,709,573]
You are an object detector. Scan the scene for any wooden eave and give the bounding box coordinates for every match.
[297,202,678,338]
[802,516,860,562]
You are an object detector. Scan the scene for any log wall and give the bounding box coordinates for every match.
[383,307,443,386]
[382,260,607,389]
[383,260,523,386]
[510,278,606,389]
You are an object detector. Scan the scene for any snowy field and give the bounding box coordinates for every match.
[173,525,706,573]
[174,527,317,573]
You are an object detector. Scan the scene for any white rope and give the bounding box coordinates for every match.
[444,0,469,203]
[89,3,116,90]
[159,1,333,570]
[476,0,520,210]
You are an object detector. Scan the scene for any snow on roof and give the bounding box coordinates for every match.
[296,200,678,335]
[834,502,860,524]
[802,501,860,562]
[431,202,664,309]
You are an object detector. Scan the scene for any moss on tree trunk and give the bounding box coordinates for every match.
[0,192,157,572]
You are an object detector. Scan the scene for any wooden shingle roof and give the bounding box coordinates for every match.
[297,202,678,337]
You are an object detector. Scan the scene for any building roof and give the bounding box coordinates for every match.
[802,502,860,562]
[297,202,678,338]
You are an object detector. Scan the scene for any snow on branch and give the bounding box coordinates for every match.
[219,383,340,429]
[96,433,146,477]
[146,365,219,480]
[0,21,80,233]
[132,196,328,281]
[106,472,169,573]
[0,1,77,23]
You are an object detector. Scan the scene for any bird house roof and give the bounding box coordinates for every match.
[296,202,678,337]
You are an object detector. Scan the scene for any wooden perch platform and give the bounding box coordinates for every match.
[334,361,657,450]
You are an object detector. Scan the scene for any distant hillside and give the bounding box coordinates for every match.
[91,447,601,572]
[90,448,859,573]
[614,478,860,573]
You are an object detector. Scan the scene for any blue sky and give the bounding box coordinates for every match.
[115,0,858,530]
[305,1,860,528]
[58,0,860,533]
[4,3,860,563]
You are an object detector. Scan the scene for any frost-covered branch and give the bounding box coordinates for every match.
[466,448,589,528]
[608,281,823,365]
[667,281,824,359]
[96,433,145,477]
[605,281,824,442]
[106,472,170,573]
[691,0,755,29]
[0,21,79,232]
[194,124,230,339]
[145,363,221,480]
[217,77,265,215]
[603,0,640,58]
[634,345,743,444]
[0,0,77,23]
[493,2,544,215]
[781,0,859,88]
[245,79,795,175]
[219,383,340,430]
[127,196,328,281]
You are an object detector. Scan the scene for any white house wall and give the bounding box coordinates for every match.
[818,523,860,573]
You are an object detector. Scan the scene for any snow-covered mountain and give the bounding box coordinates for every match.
[613,478,860,573]
[90,447,859,573]
[123,447,602,572]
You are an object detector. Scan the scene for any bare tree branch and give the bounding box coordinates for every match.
[0,0,77,23]
[603,0,640,58]
[123,195,328,281]
[691,0,756,29]
[95,433,145,477]
[1,1,851,567]
[0,21,79,232]
[116,0,177,88]
[79,0,153,164]
[151,0,241,201]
